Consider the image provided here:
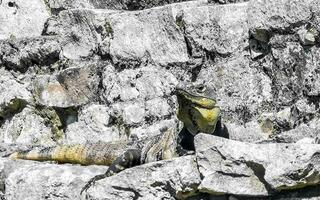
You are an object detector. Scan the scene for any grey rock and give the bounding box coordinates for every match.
[110,98,174,126]
[103,66,178,103]
[105,7,189,66]
[268,36,306,106]
[0,69,31,118]
[296,137,316,144]
[257,107,294,136]
[248,0,312,34]
[304,47,320,97]
[272,185,320,200]
[269,117,320,143]
[249,38,269,59]
[197,53,271,125]
[85,155,201,200]
[180,2,248,56]
[33,64,100,107]
[208,0,248,4]
[0,158,108,200]
[195,134,320,196]
[310,0,320,32]
[101,66,179,139]
[0,0,50,39]
[298,28,317,46]
[46,0,203,11]
[1,0,320,199]
[44,9,109,60]
[63,104,123,144]
[44,5,190,64]
[129,119,180,139]
[109,99,179,139]
[226,121,270,142]
[0,107,57,146]
[186,194,228,200]
[0,37,61,72]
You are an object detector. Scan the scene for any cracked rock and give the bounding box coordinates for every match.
[0,107,58,146]
[1,158,108,200]
[195,134,320,196]
[85,155,201,200]
[63,104,123,144]
[248,0,312,33]
[0,69,31,119]
[33,64,100,107]
[0,37,61,72]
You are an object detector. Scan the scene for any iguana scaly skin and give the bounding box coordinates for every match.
[10,85,220,193]
[10,127,177,167]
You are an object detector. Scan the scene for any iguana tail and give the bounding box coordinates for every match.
[10,142,126,166]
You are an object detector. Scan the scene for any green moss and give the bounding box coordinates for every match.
[0,98,27,118]
[308,27,318,36]
[253,28,270,42]
[34,106,64,141]
[105,22,114,38]
[258,117,275,136]
[175,13,185,30]
[9,34,16,40]
[42,0,52,15]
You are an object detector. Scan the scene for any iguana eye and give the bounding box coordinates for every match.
[196,85,206,93]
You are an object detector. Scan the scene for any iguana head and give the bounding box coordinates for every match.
[175,83,220,135]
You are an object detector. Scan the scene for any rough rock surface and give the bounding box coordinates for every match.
[85,156,201,200]
[0,0,50,39]
[0,158,108,200]
[0,0,320,199]
[195,133,320,196]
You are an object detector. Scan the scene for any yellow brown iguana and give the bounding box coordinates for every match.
[10,84,221,193]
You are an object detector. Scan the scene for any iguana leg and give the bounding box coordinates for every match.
[80,149,141,194]
[176,127,195,156]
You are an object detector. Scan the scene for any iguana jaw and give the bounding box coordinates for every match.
[175,89,217,109]
[175,88,221,135]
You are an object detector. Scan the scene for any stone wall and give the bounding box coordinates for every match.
[0,0,319,199]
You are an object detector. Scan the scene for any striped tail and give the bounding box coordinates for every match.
[9,143,124,166]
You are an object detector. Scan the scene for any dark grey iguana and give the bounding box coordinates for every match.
[10,85,221,193]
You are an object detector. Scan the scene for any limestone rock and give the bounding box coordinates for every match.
[0,69,31,118]
[1,0,320,199]
[0,37,61,72]
[63,104,123,144]
[33,65,100,107]
[44,9,112,60]
[269,117,320,143]
[0,158,108,200]
[105,7,189,66]
[226,121,270,142]
[195,134,320,196]
[248,0,312,34]
[0,0,50,39]
[180,2,248,56]
[103,66,178,103]
[85,156,201,200]
[101,66,179,139]
[298,28,318,46]
[197,53,268,125]
[46,0,203,11]
[0,107,57,146]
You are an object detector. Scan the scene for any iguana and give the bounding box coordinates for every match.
[9,84,221,193]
